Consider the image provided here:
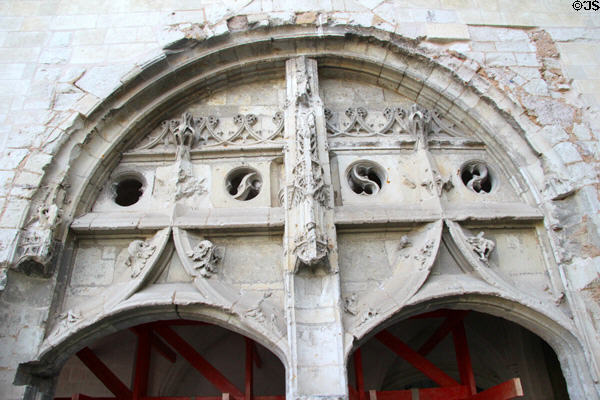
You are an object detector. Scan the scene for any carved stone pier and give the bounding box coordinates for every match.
[283,57,348,399]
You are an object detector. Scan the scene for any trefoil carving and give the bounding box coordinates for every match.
[466,231,495,263]
[186,239,222,278]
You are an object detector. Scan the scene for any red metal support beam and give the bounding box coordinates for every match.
[245,337,254,400]
[130,327,177,364]
[59,397,287,400]
[368,385,470,400]
[133,327,151,400]
[418,311,469,356]
[470,378,523,400]
[154,325,244,399]
[353,349,366,400]
[452,321,476,396]
[375,330,460,387]
[76,347,132,400]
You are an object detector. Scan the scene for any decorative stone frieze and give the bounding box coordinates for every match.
[132,111,284,151]
[324,104,463,142]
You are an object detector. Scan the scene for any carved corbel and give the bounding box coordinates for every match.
[11,181,69,277]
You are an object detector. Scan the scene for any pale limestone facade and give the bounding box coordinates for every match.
[0,1,599,399]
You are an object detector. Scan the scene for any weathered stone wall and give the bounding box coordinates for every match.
[0,1,599,399]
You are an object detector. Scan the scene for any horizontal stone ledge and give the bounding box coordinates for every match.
[70,207,285,233]
[70,202,542,233]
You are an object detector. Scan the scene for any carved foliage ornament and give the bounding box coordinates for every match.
[125,239,157,278]
[466,231,495,263]
[186,239,222,278]
[288,111,329,210]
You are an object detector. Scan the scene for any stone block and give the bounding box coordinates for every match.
[39,48,72,64]
[0,17,23,31]
[70,246,115,286]
[21,16,50,31]
[554,141,583,164]
[425,23,470,41]
[49,31,72,48]
[75,65,130,98]
[0,47,40,63]
[514,52,539,67]
[485,52,516,67]
[52,15,98,30]
[469,26,529,42]
[3,31,47,48]
[72,29,107,46]
[71,45,108,64]
[0,64,26,80]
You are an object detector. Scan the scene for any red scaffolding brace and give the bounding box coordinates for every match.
[57,311,524,400]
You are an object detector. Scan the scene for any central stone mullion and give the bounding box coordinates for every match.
[283,57,348,399]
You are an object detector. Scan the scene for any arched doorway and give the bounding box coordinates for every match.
[348,309,569,399]
[11,26,598,400]
[53,320,285,399]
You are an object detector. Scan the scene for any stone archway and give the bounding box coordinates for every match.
[347,308,569,399]
[52,319,286,399]
[10,26,599,400]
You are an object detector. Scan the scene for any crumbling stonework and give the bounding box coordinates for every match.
[0,1,599,399]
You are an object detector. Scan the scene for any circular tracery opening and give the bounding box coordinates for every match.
[114,176,144,206]
[226,167,262,201]
[347,161,385,196]
[460,161,493,193]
